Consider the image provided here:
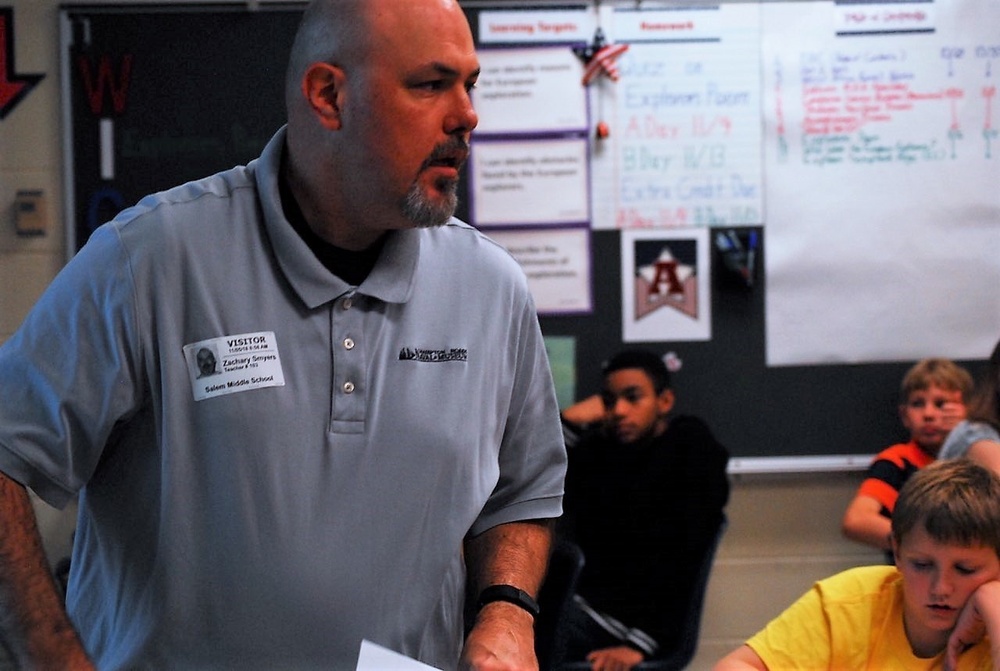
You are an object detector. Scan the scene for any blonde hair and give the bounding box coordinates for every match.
[892,459,1000,555]
[900,358,974,403]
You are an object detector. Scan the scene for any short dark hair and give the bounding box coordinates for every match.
[602,349,671,394]
[892,458,1000,556]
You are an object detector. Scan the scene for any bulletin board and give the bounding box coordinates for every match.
[60,1,999,469]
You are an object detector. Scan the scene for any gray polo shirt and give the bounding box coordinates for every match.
[0,128,566,670]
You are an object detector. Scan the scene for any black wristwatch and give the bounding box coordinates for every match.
[476,584,541,618]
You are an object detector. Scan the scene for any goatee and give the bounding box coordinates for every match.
[402,178,459,228]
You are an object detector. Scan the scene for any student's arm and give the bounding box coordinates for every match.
[712,644,769,671]
[945,579,1000,671]
[0,471,93,669]
[966,440,1000,479]
[841,494,892,551]
[461,519,552,671]
[584,645,644,671]
[560,394,605,428]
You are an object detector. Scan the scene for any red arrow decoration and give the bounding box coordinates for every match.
[0,7,44,120]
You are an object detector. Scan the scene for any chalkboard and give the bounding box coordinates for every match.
[62,4,305,242]
[60,3,992,466]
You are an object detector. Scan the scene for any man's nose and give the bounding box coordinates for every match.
[445,88,479,136]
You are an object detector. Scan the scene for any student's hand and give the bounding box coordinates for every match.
[585,645,644,671]
[941,401,968,432]
[945,580,1000,671]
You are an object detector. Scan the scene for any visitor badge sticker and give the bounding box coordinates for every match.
[183,331,285,401]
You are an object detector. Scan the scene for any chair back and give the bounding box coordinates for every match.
[534,537,586,670]
[645,513,727,670]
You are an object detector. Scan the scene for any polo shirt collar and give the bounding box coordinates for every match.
[255,127,419,310]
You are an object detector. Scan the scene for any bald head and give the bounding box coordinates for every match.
[286,0,362,112]
[282,0,479,249]
[285,0,468,111]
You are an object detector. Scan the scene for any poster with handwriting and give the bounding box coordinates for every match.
[763,0,1000,366]
[591,4,763,230]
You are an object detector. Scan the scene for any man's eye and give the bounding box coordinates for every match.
[911,561,932,571]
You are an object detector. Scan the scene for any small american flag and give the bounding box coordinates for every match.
[574,28,629,86]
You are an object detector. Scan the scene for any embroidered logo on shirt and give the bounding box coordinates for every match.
[398,347,468,363]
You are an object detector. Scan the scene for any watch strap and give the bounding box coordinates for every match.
[476,584,540,618]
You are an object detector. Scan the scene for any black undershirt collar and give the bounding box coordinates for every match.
[278,167,384,287]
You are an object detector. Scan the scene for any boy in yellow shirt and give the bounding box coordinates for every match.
[715,459,1000,671]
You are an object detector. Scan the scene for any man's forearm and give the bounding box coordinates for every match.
[0,471,90,668]
[460,519,553,670]
[465,519,553,598]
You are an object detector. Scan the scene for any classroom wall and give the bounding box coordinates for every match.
[0,0,79,572]
[0,1,886,667]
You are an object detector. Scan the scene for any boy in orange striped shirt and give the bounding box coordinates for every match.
[842,358,973,556]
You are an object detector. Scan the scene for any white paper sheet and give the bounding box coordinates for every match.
[355,640,441,671]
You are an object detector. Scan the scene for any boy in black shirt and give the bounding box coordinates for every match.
[557,349,730,669]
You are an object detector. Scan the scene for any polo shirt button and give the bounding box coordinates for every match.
[342,297,353,310]
[344,338,355,350]
[343,381,355,394]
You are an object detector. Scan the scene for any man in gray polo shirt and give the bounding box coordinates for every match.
[0,0,566,669]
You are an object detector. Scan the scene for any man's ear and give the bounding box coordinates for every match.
[657,388,676,416]
[890,534,900,567]
[301,62,346,130]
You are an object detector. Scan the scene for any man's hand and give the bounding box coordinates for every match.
[462,520,551,671]
[459,601,537,671]
[585,645,644,671]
